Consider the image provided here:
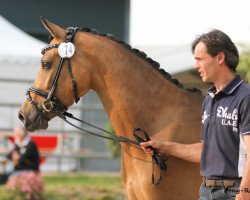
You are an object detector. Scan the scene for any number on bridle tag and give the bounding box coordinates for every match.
[58,42,75,58]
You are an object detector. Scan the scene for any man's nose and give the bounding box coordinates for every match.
[194,60,200,70]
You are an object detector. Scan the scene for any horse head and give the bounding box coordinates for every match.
[18,17,92,131]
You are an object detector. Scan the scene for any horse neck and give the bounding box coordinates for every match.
[79,34,195,136]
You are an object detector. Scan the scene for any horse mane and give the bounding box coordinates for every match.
[50,27,201,94]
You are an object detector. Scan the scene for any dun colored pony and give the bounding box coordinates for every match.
[19,18,204,199]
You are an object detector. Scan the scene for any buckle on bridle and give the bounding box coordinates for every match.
[42,99,54,112]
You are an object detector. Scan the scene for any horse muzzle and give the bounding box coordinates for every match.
[18,101,50,131]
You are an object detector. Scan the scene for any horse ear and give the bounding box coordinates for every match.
[40,16,66,39]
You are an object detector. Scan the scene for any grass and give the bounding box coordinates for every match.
[0,172,126,200]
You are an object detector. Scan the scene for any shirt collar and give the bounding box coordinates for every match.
[207,75,243,97]
[17,136,31,147]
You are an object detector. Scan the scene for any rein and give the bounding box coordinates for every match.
[26,27,167,185]
[58,109,167,186]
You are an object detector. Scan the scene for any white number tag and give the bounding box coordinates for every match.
[58,42,75,58]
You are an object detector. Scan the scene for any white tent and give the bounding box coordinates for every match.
[0,16,83,172]
[0,15,48,129]
[0,15,80,132]
[0,15,47,81]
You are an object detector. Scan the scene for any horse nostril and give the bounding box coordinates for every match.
[18,113,25,123]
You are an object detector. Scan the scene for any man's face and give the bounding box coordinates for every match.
[193,42,219,83]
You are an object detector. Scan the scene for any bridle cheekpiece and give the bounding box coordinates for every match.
[26,27,79,119]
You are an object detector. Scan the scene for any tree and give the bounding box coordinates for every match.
[237,46,250,83]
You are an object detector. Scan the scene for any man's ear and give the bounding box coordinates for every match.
[40,16,66,40]
[217,51,225,65]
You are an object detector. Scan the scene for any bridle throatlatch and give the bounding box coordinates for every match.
[25,27,167,185]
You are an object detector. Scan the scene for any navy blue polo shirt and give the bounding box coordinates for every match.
[200,75,250,179]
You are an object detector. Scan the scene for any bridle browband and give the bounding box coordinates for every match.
[25,27,167,185]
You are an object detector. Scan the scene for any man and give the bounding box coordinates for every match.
[140,29,250,200]
[0,126,40,184]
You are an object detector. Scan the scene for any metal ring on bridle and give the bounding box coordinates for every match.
[42,99,54,112]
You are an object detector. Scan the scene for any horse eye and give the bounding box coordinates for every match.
[41,61,52,69]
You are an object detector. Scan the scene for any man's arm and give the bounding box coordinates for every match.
[140,140,202,163]
[236,134,250,200]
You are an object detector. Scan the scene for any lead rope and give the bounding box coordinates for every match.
[56,110,167,185]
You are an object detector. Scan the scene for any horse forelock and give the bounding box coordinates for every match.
[75,27,201,94]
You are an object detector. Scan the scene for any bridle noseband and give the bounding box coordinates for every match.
[26,27,79,118]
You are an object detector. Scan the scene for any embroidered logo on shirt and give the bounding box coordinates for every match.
[217,106,238,132]
[202,111,210,124]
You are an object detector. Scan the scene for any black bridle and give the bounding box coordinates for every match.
[27,27,79,117]
[25,27,167,185]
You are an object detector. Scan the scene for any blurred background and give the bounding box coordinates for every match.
[0,0,250,199]
[0,0,130,174]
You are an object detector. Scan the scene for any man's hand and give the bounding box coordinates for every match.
[140,140,164,155]
[141,140,202,163]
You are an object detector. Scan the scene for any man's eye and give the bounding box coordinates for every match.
[41,61,52,69]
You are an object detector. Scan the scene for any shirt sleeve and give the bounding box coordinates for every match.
[239,95,250,135]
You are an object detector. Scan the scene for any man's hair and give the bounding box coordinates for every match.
[191,29,239,72]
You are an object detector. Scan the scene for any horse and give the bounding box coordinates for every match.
[18,17,204,200]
